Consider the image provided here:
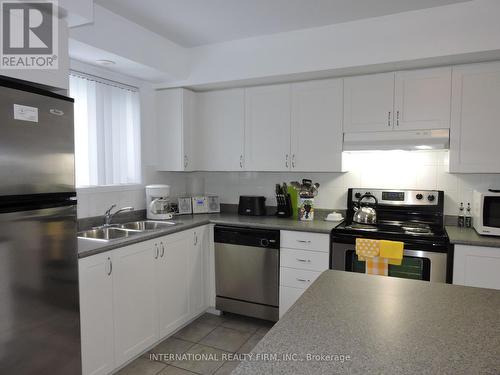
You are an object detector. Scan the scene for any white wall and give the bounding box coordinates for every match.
[197,150,500,216]
[163,0,500,88]
[72,60,188,218]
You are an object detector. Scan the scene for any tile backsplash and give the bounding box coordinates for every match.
[196,150,500,215]
[77,150,500,218]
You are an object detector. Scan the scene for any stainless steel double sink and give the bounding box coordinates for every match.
[78,220,178,242]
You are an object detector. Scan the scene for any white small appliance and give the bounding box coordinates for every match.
[177,197,193,215]
[473,189,500,236]
[146,184,173,220]
[192,196,209,214]
[207,195,220,213]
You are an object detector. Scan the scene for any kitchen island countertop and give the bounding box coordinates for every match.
[233,270,500,375]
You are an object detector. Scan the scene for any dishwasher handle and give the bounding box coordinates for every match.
[214,225,280,249]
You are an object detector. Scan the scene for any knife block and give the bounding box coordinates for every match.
[276,193,293,218]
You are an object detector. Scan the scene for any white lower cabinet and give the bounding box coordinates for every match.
[157,233,190,338]
[279,286,304,316]
[113,240,159,367]
[279,231,329,318]
[188,226,209,317]
[79,252,114,375]
[453,244,500,290]
[79,225,211,375]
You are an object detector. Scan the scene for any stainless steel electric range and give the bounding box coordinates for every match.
[331,188,450,283]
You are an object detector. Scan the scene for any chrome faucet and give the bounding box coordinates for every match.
[104,204,134,227]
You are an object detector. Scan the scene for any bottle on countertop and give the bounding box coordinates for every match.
[465,202,472,228]
[458,202,465,228]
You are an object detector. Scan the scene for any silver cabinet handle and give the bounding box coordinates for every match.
[194,232,198,246]
[239,154,243,169]
[160,242,165,258]
[296,278,311,283]
[388,111,391,127]
[107,257,112,276]
[296,240,311,243]
[296,258,311,263]
[184,154,188,168]
[396,110,400,126]
[154,244,159,259]
[285,154,289,168]
[292,154,296,169]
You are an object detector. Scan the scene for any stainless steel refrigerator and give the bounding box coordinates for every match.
[0,77,80,374]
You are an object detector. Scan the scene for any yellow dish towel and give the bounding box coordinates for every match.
[355,238,380,262]
[379,240,404,266]
[366,257,389,276]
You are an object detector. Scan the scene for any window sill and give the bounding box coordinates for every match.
[77,184,143,194]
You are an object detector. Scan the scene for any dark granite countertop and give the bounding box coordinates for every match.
[78,213,343,258]
[233,270,500,375]
[446,226,500,248]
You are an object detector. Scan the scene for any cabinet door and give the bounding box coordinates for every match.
[157,233,191,337]
[394,67,451,131]
[156,88,195,171]
[195,89,245,171]
[182,89,196,171]
[450,62,500,173]
[113,241,159,366]
[189,227,208,316]
[453,245,500,290]
[245,84,291,171]
[156,89,184,171]
[344,72,395,132]
[291,79,343,172]
[79,253,115,375]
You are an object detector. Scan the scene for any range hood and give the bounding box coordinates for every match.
[343,129,449,151]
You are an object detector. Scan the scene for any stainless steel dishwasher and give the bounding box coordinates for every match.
[214,225,279,321]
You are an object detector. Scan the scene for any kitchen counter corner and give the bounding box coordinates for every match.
[446,226,500,248]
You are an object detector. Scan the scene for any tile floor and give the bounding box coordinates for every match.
[116,313,274,375]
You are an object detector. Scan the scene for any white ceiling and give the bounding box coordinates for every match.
[95,0,471,47]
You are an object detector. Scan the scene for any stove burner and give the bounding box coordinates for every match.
[345,223,378,231]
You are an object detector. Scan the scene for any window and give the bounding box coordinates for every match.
[69,71,141,188]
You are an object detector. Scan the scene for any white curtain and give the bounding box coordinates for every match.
[69,72,141,187]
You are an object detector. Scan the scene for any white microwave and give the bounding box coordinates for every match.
[473,189,500,236]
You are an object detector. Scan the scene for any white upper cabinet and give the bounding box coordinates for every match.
[245,84,292,171]
[450,62,500,173]
[394,67,451,130]
[156,88,195,171]
[112,240,159,367]
[344,68,451,133]
[344,72,395,132]
[195,89,245,171]
[291,79,343,172]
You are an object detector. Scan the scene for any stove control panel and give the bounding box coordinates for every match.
[351,189,440,206]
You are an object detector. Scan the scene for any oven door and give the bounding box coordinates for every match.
[331,241,447,283]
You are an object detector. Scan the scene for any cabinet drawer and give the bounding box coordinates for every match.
[280,230,329,252]
[280,248,329,272]
[280,267,322,289]
[279,286,304,318]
